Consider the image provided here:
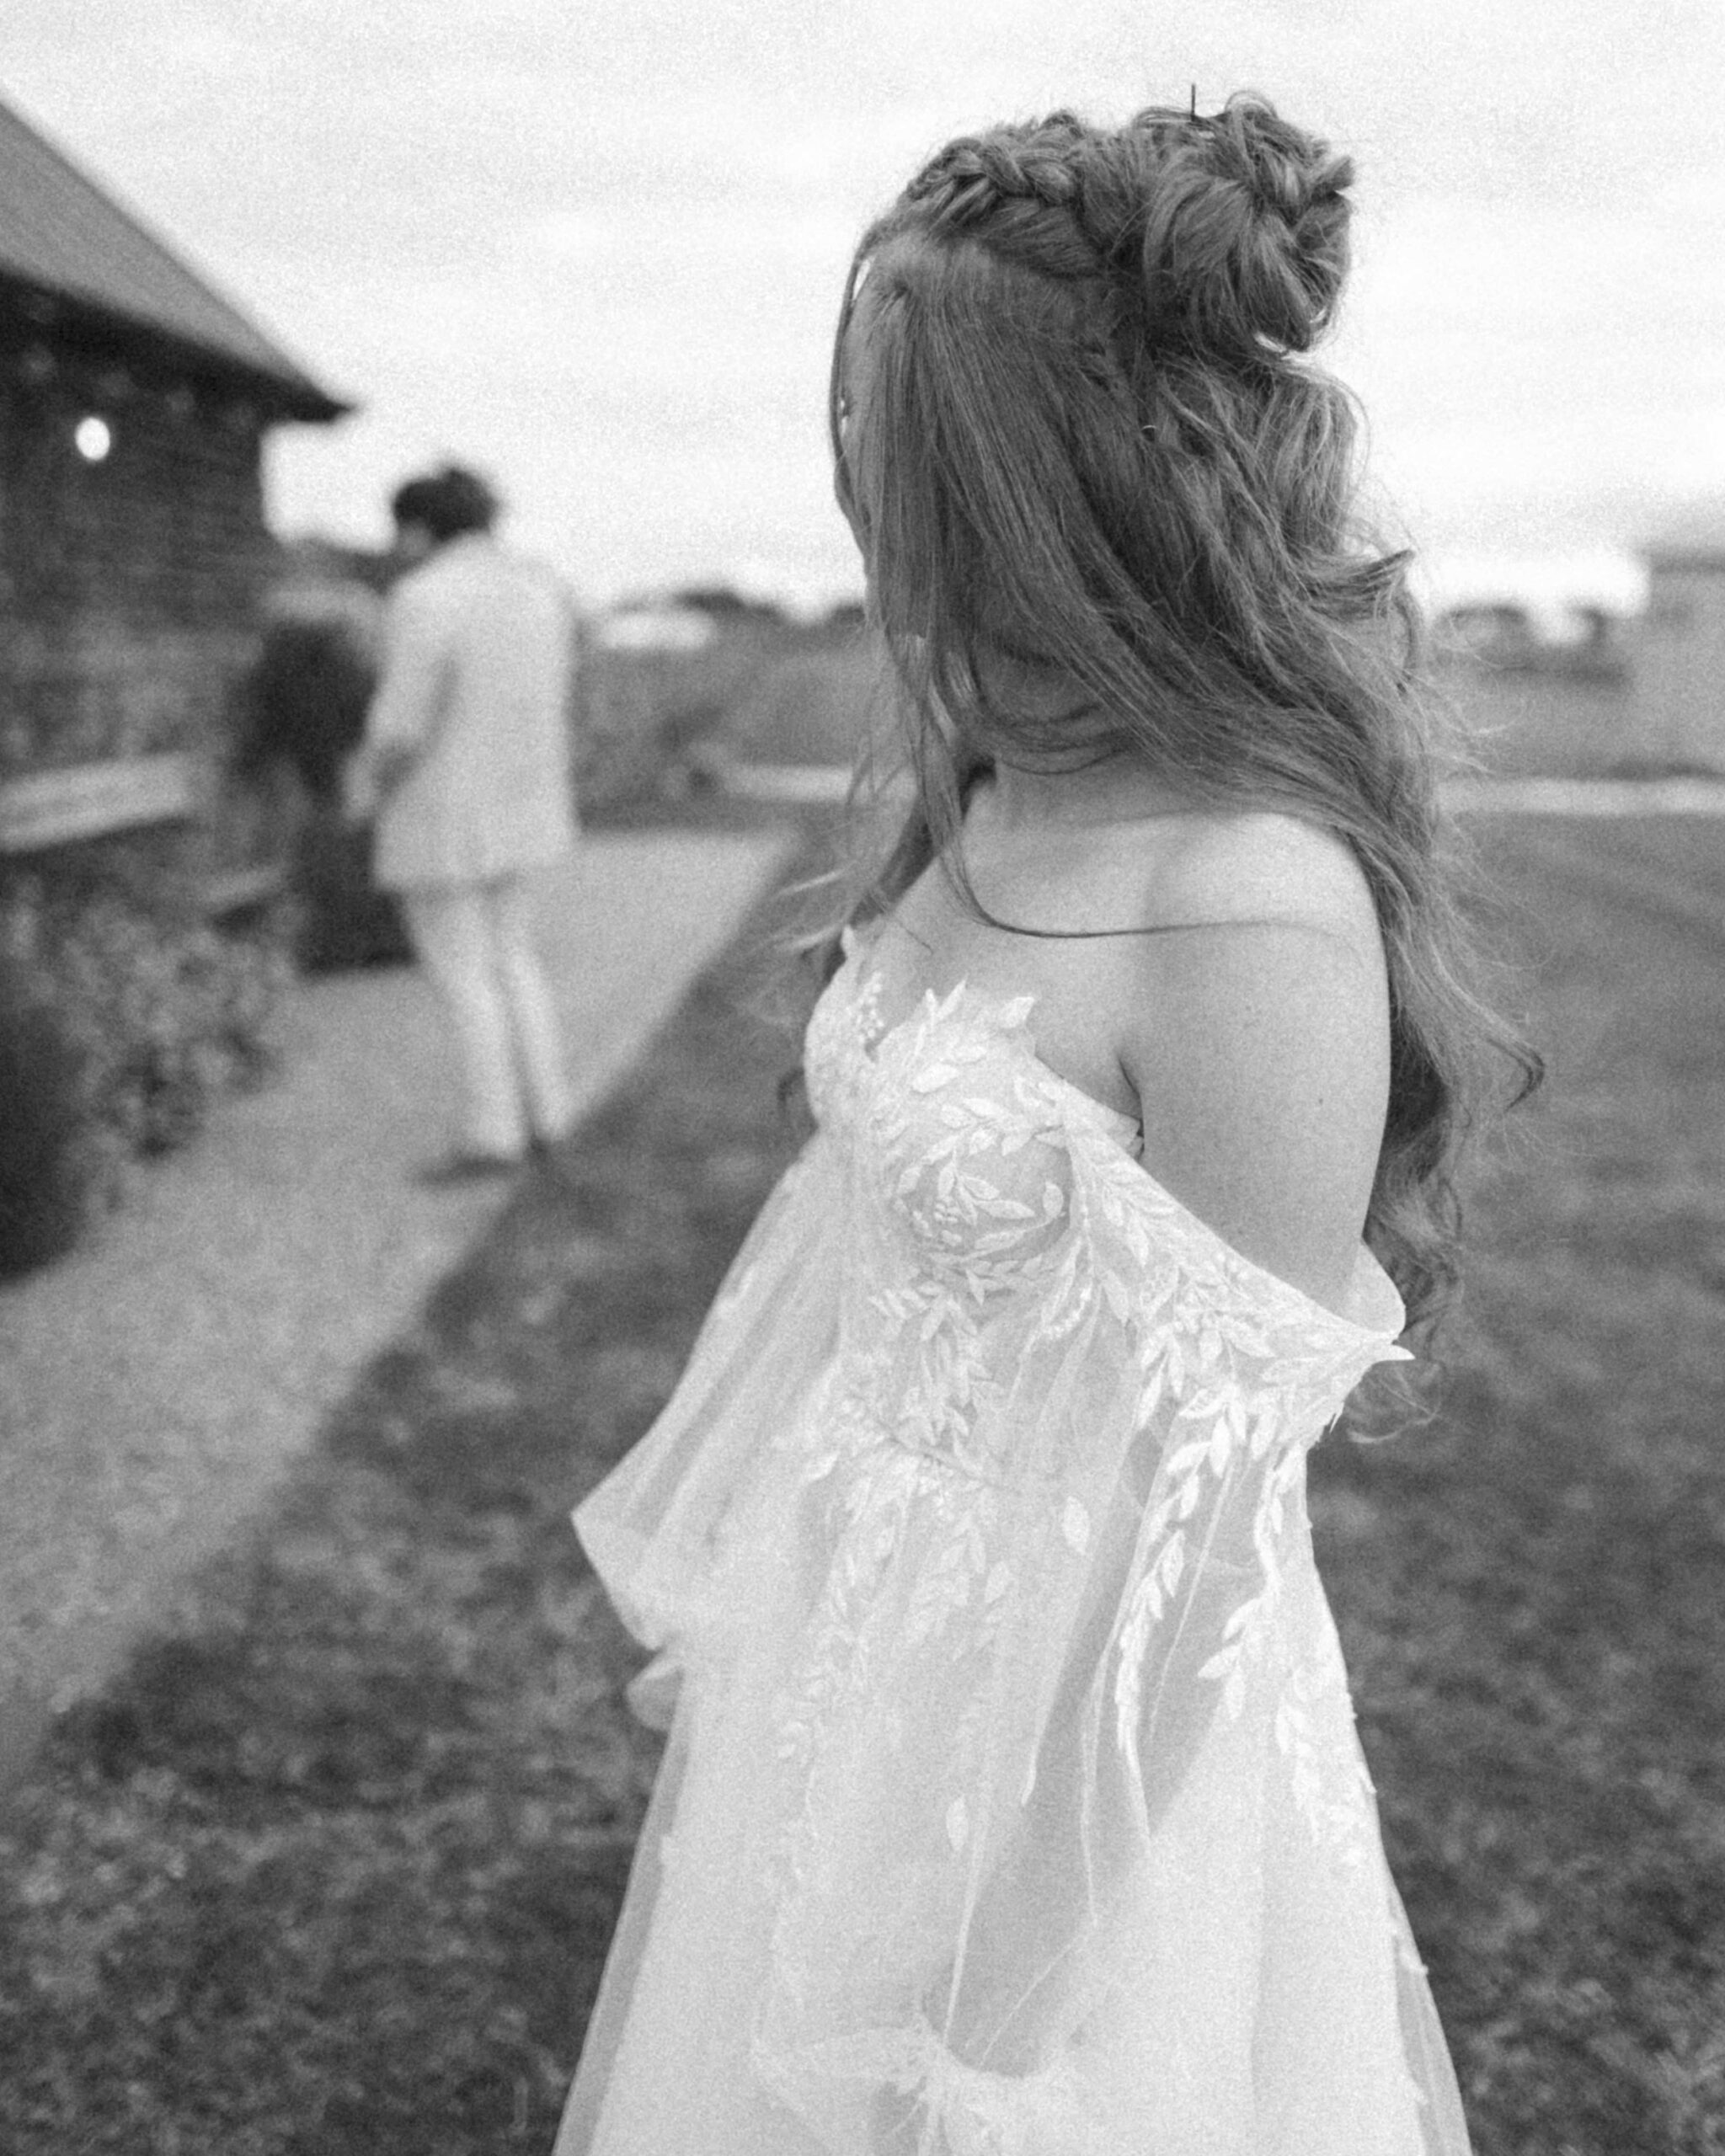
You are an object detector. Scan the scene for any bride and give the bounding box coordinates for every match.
[555,92,1535,2155]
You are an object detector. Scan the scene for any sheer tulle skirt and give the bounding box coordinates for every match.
[556,1375,1471,2156]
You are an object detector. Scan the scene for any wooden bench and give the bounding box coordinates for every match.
[0,752,286,926]
[0,752,200,852]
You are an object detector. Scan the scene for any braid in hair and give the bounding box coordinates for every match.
[901,116,1103,284]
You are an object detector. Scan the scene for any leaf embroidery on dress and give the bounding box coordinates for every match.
[750,947,1413,2109]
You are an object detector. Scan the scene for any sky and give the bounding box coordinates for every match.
[5,0,1723,612]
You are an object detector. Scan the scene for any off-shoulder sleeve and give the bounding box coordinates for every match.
[750,1104,1421,2151]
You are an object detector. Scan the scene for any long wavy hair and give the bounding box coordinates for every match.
[815,92,1538,1345]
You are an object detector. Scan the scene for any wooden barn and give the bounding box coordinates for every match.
[0,93,349,863]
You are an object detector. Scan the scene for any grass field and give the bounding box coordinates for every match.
[1313,813,1725,2153]
[0,808,1720,2155]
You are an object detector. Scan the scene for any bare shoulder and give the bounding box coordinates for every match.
[1147,808,1379,949]
[1108,818,1389,1111]
[1104,813,1391,1311]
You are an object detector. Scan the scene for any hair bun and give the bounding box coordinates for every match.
[1125,93,1354,364]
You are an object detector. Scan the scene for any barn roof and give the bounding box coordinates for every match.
[0,93,348,421]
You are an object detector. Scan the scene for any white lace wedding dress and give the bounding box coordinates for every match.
[554,927,1474,2155]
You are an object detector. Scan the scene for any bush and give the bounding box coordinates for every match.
[574,645,760,812]
[574,615,875,812]
[0,957,93,1279]
[0,859,295,1265]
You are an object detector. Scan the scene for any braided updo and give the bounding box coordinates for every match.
[898,96,1351,365]
[826,92,1538,1347]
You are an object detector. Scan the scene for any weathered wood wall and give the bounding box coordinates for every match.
[0,360,274,793]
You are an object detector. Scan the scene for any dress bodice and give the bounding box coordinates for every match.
[804,922,1142,1156]
[804,922,1405,1354]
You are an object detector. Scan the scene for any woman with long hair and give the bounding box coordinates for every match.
[557,92,1535,2155]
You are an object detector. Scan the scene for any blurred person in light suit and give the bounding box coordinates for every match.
[346,464,580,1183]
